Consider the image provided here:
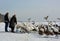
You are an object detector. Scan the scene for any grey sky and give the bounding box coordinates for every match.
[0,0,60,22]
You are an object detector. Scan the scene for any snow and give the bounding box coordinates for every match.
[0,22,60,41]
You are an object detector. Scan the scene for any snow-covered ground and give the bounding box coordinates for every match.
[0,22,60,41]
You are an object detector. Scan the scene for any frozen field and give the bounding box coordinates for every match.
[0,22,60,41]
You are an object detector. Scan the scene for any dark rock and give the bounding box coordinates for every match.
[0,13,4,22]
